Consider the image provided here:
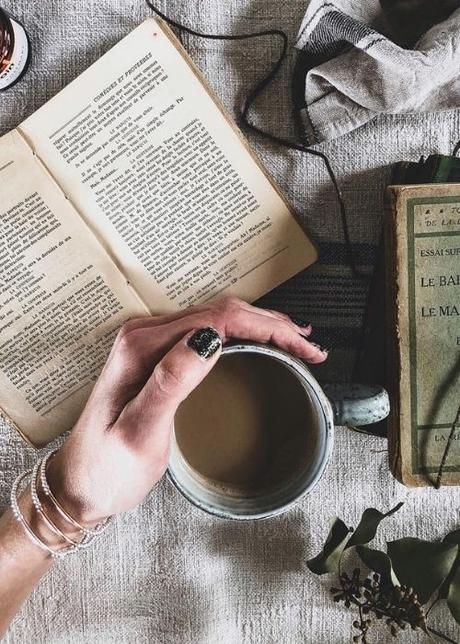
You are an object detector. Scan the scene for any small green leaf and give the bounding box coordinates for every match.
[346,503,404,549]
[307,518,351,575]
[440,529,460,601]
[447,565,460,625]
[356,546,400,586]
[388,538,458,604]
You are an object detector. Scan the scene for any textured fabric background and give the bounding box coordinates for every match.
[0,1,459,642]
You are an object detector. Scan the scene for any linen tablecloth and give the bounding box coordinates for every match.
[0,1,459,642]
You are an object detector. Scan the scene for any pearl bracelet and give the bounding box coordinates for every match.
[30,460,94,549]
[10,450,112,558]
[39,449,111,537]
[10,470,79,559]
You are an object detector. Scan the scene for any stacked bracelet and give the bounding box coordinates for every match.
[30,460,92,549]
[10,471,68,559]
[10,450,112,559]
[39,449,111,537]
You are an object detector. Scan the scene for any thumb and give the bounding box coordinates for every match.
[131,327,222,422]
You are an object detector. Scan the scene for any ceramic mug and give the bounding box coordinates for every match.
[168,342,390,520]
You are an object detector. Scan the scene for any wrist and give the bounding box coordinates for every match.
[45,452,106,528]
[4,456,112,567]
[20,486,83,551]
[0,502,54,601]
[0,498,52,567]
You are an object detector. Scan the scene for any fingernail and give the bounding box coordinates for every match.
[187,327,222,359]
[309,341,330,354]
[292,317,311,328]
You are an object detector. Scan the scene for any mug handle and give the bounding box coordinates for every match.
[321,383,390,428]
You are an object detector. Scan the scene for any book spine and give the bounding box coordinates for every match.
[384,187,403,483]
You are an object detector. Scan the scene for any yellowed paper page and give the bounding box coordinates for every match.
[0,131,147,447]
[20,18,316,313]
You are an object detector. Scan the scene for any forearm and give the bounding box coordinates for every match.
[0,493,53,637]
[0,467,88,638]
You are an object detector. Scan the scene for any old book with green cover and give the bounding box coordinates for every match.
[385,183,460,486]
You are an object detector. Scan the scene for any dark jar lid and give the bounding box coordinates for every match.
[0,9,15,71]
[0,8,30,90]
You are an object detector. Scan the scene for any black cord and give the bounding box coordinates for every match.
[145,1,366,279]
[435,405,460,489]
[452,139,460,157]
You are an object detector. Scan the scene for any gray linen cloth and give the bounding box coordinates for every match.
[294,0,460,144]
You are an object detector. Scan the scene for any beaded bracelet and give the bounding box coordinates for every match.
[10,449,112,558]
[10,470,79,559]
[30,460,93,549]
[39,449,111,537]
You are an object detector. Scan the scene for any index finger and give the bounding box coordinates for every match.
[113,304,328,366]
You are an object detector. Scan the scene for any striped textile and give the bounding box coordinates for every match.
[293,0,460,145]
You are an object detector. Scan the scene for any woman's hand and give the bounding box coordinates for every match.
[0,298,327,636]
[47,297,328,525]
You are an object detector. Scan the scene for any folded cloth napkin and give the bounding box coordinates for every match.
[293,0,460,145]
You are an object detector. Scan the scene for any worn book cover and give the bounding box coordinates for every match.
[385,183,460,486]
[354,154,460,438]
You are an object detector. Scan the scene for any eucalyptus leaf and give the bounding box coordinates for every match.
[346,503,404,549]
[447,565,460,625]
[356,545,400,586]
[307,518,351,575]
[387,538,458,604]
[439,529,460,602]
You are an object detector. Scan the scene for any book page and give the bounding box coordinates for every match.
[0,130,147,447]
[20,18,316,313]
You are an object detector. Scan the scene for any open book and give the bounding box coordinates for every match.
[0,18,317,447]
